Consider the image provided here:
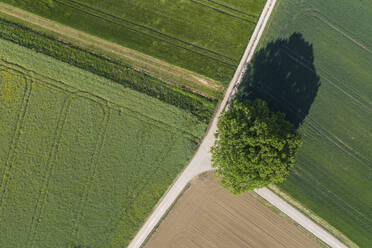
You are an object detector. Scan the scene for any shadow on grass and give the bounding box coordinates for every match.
[237,32,320,128]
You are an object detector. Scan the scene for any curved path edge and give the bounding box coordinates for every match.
[128,1,347,248]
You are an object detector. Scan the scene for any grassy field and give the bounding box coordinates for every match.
[0,0,266,82]
[0,38,207,247]
[254,0,372,246]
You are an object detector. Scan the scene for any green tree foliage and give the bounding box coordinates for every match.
[211,99,302,194]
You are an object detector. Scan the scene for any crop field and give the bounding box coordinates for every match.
[145,173,323,248]
[253,0,372,246]
[0,3,224,99]
[0,0,266,83]
[0,17,216,122]
[0,38,207,247]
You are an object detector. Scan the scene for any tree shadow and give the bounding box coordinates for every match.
[237,32,320,128]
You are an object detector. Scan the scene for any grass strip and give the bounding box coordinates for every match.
[0,17,216,122]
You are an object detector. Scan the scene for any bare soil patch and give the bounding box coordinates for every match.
[145,172,322,248]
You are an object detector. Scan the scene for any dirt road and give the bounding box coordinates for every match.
[128,0,348,247]
[255,188,347,248]
[127,0,278,247]
[0,2,348,248]
[145,173,323,248]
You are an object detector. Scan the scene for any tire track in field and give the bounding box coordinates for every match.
[91,107,153,244]
[281,47,372,112]
[255,66,372,172]
[310,9,372,55]
[54,0,237,65]
[294,163,372,229]
[305,118,372,169]
[26,92,74,248]
[189,0,257,24]
[51,2,235,68]
[278,47,372,168]
[205,0,259,18]
[110,127,180,246]
[0,76,32,207]
[72,104,111,241]
[290,8,372,108]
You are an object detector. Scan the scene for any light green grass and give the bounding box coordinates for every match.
[0,38,206,247]
[257,0,372,246]
[0,0,265,82]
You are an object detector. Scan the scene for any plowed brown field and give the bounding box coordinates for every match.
[145,173,322,248]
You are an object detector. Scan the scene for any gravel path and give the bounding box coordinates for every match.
[255,188,348,248]
[127,1,278,247]
[0,1,349,247]
[128,0,348,247]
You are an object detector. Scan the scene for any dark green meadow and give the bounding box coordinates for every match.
[0,38,206,247]
[247,0,372,246]
[0,0,265,82]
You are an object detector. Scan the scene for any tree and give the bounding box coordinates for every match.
[211,99,302,194]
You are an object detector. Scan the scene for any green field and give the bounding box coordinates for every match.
[0,17,215,122]
[0,0,265,82]
[0,38,207,247]
[254,0,372,246]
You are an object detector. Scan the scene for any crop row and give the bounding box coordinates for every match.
[202,0,259,18]
[190,0,256,23]
[0,18,216,122]
[1,0,248,82]
[58,0,237,65]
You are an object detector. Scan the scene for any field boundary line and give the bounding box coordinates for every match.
[0,59,77,94]
[0,59,200,140]
[0,75,32,207]
[127,1,278,247]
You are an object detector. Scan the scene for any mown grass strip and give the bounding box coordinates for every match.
[0,18,216,122]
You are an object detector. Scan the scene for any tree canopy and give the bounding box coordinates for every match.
[211,99,302,194]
